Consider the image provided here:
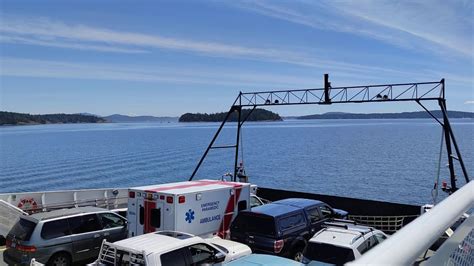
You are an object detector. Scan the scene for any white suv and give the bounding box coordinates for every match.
[302,220,388,265]
[94,231,251,265]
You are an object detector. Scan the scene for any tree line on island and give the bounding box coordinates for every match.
[1,110,473,126]
[297,110,474,120]
[0,111,105,125]
[179,108,282,122]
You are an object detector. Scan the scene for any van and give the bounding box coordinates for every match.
[4,207,127,265]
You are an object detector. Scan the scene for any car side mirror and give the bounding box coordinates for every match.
[213,252,226,263]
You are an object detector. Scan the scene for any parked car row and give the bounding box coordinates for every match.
[230,198,348,261]
[4,197,386,266]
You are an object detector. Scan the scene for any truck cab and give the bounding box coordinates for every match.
[95,231,251,265]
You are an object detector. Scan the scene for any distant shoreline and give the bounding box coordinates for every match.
[0,111,106,126]
[2,110,473,126]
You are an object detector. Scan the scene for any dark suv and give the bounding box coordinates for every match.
[230,198,348,261]
[4,207,127,266]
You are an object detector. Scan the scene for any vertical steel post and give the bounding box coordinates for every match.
[439,99,457,191]
[233,106,242,181]
[448,127,470,183]
[324,73,331,104]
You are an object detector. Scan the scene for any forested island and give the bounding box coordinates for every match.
[179,108,282,122]
[297,110,474,120]
[0,111,106,125]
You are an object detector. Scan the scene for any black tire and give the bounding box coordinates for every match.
[47,252,71,266]
[291,243,306,262]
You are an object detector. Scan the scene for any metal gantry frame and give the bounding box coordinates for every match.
[189,74,470,192]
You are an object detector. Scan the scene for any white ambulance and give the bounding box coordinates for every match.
[127,180,251,239]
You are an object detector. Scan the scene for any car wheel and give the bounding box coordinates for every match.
[47,252,71,266]
[293,250,304,262]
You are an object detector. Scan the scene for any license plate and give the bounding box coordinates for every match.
[11,242,16,248]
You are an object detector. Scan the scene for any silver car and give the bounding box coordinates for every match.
[4,206,127,266]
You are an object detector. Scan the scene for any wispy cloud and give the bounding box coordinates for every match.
[1,15,471,88]
[0,35,148,54]
[465,101,474,104]
[0,16,314,65]
[227,0,473,58]
[2,57,471,90]
[0,57,319,88]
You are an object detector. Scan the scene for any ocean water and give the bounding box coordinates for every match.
[0,119,473,206]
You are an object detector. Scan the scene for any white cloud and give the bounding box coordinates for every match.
[0,16,311,66]
[465,101,474,104]
[2,57,472,89]
[0,35,148,53]
[0,57,319,88]
[227,0,473,58]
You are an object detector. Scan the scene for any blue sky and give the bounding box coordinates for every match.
[0,0,472,116]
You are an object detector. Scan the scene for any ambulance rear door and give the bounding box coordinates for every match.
[143,192,164,234]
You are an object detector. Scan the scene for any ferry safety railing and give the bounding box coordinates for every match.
[348,214,418,234]
[0,188,129,213]
[349,180,474,266]
[189,75,470,195]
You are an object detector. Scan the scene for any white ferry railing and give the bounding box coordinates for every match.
[0,188,128,213]
[350,180,474,266]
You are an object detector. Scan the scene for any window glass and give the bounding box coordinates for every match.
[358,235,379,255]
[357,240,369,254]
[41,219,70,240]
[212,243,229,254]
[150,209,161,228]
[238,200,247,211]
[250,196,262,208]
[303,242,355,265]
[375,233,387,243]
[231,214,276,236]
[319,206,333,218]
[307,207,321,223]
[139,206,144,225]
[279,213,305,231]
[69,214,102,234]
[100,213,125,229]
[188,243,216,265]
[160,248,188,266]
[9,218,37,241]
[365,235,379,252]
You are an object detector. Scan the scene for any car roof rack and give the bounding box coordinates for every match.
[323,221,352,230]
[331,218,357,225]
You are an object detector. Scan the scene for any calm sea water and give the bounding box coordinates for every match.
[0,119,472,205]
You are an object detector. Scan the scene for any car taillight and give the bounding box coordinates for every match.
[166,196,173,203]
[274,239,284,253]
[5,239,12,248]
[129,191,135,198]
[17,244,37,252]
[178,195,185,204]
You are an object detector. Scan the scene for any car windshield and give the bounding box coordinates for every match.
[302,242,355,266]
[8,218,37,241]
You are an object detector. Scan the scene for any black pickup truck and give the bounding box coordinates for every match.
[230,198,348,261]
